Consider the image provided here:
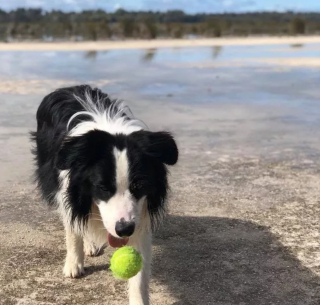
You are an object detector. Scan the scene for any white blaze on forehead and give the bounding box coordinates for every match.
[114,148,129,193]
[97,147,142,236]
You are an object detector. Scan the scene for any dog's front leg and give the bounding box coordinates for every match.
[63,229,85,278]
[128,231,151,305]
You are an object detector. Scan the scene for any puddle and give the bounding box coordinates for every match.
[1,44,320,128]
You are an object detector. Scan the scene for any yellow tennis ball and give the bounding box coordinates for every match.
[110,246,143,280]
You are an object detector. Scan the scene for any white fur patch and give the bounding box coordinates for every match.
[114,147,129,193]
[67,89,146,137]
[56,170,72,226]
[97,148,144,237]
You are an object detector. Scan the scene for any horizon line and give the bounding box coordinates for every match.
[0,7,320,15]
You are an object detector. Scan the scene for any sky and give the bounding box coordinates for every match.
[1,0,320,13]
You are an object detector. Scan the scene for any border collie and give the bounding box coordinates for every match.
[31,85,178,305]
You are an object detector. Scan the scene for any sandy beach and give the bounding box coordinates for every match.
[1,40,320,304]
[0,36,320,51]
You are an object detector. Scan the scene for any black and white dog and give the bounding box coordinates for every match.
[31,85,178,305]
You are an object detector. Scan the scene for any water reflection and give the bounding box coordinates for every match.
[212,46,223,59]
[142,48,157,62]
[1,45,320,128]
[290,43,304,49]
[84,50,98,60]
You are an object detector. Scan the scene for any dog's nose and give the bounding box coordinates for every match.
[115,220,135,237]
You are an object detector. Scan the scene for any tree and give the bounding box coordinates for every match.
[172,23,184,38]
[290,17,306,34]
[205,20,222,37]
[7,23,17,39]
[99,22,112,39]
[120,18,135,37]
[144,19,158,39]
[87,22,98,40]
[1,9,320,40]
[191,24,199,35]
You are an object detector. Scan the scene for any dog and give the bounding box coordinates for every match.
[31,85,178,305]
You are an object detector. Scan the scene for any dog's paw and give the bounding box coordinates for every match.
[84,241,104,257]
[63,260,85,278]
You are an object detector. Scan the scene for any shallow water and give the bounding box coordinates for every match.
[1,44,320,206]
[1,43,320,129]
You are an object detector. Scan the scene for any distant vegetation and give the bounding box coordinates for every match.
[0,8,319,41]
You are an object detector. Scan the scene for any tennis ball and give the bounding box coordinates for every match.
[110,246,143,280]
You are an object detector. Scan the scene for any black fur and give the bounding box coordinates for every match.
[31,85,178,229]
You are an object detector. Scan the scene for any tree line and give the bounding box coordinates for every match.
[0,8,317,41]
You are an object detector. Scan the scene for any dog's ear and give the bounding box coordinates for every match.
[56,136,83,170]
[130,130,178,165]
[57,130,113,170]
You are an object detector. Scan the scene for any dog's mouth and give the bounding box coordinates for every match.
[107,233,129,248]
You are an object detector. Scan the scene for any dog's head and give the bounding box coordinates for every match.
[57,129,178,241]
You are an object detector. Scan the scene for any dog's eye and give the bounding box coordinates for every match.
[99,185,109,192]
[130,182,146,199]
[131,183,140,190]
[97,185,112,197]
[131,182,145,191]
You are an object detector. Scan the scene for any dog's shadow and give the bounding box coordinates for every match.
[153,215,320,305]
[84,263,109,277]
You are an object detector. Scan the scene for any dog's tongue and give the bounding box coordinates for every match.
[108,233,129,248]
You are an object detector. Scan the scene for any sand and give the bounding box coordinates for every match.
[0,36,320,51]
[1,41,320,304]
[258,57,320,67]
[2,98,320,304]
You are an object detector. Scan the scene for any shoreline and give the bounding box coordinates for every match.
[0,36,320,51]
